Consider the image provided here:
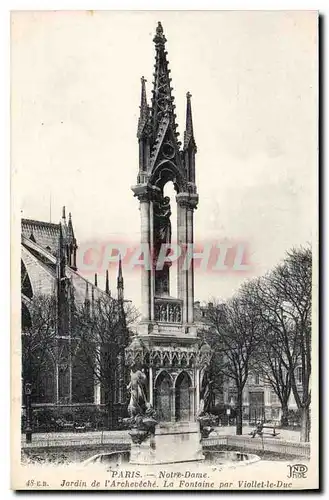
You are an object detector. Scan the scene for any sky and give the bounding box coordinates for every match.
[11,10,318,310]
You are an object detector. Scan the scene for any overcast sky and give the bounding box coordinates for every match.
[12,10,317,309]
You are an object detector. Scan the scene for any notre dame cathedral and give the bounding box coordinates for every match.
[21,208,128,428]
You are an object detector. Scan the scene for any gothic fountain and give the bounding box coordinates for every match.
[82,22,260,474]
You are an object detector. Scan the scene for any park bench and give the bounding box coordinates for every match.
[74,423,86,433]
[250,422,280,438]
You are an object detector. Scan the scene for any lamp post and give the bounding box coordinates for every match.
[25,382,32,443]
[228,397,235,427]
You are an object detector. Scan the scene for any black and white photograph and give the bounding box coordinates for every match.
[10,10,318,491]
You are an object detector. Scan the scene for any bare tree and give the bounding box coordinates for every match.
[246,246,312,441]
[269,247,312,442]
[21,294,57,398]
[74,294,139,428]
[206,287,261,435]
[245,277,295,427]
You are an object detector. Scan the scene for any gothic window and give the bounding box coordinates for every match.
[21,260,33,299]
[175,372,192,422]
[155,371,172,422]
[58,363,70,403]
[21,302,32,331]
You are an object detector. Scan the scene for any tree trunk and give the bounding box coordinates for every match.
[300,406,310,442]
[107,402,114,430]
[280,401,289,427]
[236,391,243,435]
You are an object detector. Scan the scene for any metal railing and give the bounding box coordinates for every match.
[203,435,310,458]
[21,431,130,449]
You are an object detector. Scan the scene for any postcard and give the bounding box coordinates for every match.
[11,10,318,491]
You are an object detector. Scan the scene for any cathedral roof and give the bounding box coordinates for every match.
[21,219,60,256]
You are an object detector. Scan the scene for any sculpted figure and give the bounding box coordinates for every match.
[127,368,148,417]
[199,371,215,415]
[154,196,172,247]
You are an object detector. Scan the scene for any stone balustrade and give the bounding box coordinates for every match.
[154,298,182,323]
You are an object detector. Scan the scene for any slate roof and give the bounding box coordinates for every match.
[21,219,60,256]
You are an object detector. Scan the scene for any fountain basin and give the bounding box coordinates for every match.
[82,449,260,468]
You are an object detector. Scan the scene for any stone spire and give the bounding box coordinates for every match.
[105,269,110,295]
[184,92,197,151]
[183,91,197,184]
[57,223,66,280]
[61,206,68,240]
[151,22,179,144]
[66,211,78,271]
[67,212,75,239]
[94,273,98,287]
[137,76,149,139]
[117,256,124,301]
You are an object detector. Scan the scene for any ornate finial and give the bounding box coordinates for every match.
[118,254,123,279]
[184,90,196,151]
[117,255,124,301]
[153,21,167,45]
[62,206,66,219]
[138,75,149,139]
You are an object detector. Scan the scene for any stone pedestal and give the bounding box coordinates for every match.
[129,422,204,465]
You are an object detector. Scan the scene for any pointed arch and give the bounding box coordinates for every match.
[150,160,186,194]
[155,370,172,422]
[175,371,192,422]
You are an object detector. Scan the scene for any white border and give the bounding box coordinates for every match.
[1,1,326,498]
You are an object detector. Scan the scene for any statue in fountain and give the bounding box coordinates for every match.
[126,366,157,444]
[200,371,215,414]
[128,368,148,417]
[197,370,217,438]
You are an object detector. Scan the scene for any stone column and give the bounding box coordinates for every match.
[176,199,188,323]
[189,386,195,420]
[149,202,155,321]
[69,359,73,404]
[186,207,194,324]
[55,362,59,404]
[171,387,176,423]
[149,366,153,405]
[93,344,101,404]
[195,367,200,415]
[140,197,151,322]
